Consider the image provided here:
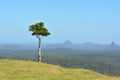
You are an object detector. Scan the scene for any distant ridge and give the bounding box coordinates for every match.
[0,41,120,51]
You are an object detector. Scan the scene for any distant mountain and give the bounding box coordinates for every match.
[0,43,37,50]
[63,40,72,45]
[44,41,120,51]
[0,41,120,51]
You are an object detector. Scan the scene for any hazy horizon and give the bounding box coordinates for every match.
[0,0,120,44]
[0,40,119,45]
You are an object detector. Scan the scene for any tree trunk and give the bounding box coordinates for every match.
[38,38,41,63]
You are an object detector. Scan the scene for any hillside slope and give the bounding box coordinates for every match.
[0,59,119,80]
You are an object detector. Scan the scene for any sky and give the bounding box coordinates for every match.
[0,0,120,44]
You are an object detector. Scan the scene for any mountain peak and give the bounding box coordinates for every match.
[110,41,118,47]
[63,40,72,45]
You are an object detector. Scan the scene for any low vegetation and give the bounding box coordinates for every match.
[0,59,119,80]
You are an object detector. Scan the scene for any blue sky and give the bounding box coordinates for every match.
[0,0,120,44]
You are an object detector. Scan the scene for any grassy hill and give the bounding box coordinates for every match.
[0,59,119,80]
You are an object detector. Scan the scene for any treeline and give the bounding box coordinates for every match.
[0,48,120,76]
[42,53,120,76]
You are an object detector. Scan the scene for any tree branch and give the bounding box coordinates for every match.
[36,35,41,40]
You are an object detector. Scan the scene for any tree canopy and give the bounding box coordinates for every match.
[29,22,50,36]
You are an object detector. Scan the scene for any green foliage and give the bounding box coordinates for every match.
[0,59,119,80]
[29,22,50,36]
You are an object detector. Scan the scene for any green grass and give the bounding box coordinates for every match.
[0,59,119,80]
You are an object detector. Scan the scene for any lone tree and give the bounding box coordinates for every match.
[29,22,50,63]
